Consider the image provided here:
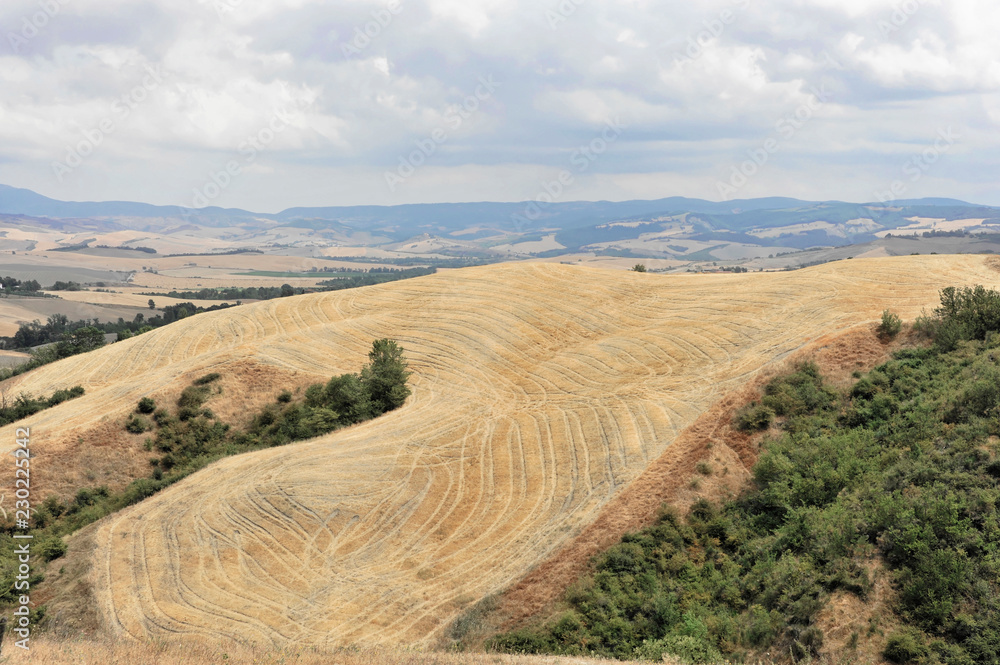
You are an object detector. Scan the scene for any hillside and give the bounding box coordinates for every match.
[486,288,1000,664]
[3,256,1000,650]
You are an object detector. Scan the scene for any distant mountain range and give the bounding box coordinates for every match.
[2,183,998,261]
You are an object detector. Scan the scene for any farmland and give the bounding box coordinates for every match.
[2,256,999,653]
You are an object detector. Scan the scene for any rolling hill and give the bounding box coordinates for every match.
[4,256,1000,650]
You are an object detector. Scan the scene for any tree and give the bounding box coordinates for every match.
[148,299,156,310]
[632,264,647,272]
[877,309,902,340]
[47,314,68,335]
[56,327,106,357]
[361,338,412,413]
[280,284,295,297]
[324,373,373,424]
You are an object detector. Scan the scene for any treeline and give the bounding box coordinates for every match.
[0,326,109,380]
[328,256,485,267]
[0,276,42,294]
[316,266,435,290]
[0,386,84,427]
[162,248,263,257]
[94,244,156,253]
[140,267,436,301]
[489,286,1000,665]
[5,303,235,350]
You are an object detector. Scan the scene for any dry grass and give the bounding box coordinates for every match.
[0,359,313,505]
[0,256,997,652]
[1,636,647,665]
[481,325,904,642]
[813,560,899,665]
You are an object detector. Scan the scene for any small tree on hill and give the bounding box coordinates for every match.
[361,338,412,413]
[632,264,647,273]
[877,309,902,340]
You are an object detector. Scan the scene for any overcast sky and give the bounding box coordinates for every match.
[0,0,997,212]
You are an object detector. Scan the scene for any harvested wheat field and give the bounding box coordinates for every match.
[2,256,998,652]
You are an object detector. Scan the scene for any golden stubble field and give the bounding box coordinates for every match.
[2,256,998,653]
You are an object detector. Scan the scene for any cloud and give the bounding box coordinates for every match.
[0,0,996,210]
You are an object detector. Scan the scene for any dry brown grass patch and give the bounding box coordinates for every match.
[2,635,648,665]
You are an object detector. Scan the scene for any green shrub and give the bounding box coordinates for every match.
[37,537,67,562]
[878,309,903,339]
[634,635,722,664]
[884,628,929,663]
[761,362,835,417]
[137,397,156,414]
[734,403,774,432]
[177,406,201,422]
[177,386,210,409]
[42,495,65,519]
[325,373,374,424]
[488,629,550,654]
[791,625,824,661]
[152,408,173,427]
[304,383,325,407]
[125,415,151,433]
[193,372,222,385]
[277,390,293,403]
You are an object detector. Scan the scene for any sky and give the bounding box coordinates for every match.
[0,0,997,212]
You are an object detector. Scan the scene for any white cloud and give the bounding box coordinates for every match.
[0,0,996,209]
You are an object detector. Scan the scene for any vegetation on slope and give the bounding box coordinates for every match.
[0,386,84,427]
[0,339,411,628]
[490,288,1000,665]
[0,326,109,380]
